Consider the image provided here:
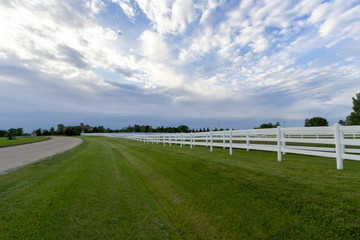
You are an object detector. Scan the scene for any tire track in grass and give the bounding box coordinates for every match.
[109,139,223,239]
[107,140,182,240]
[60,137,172,239]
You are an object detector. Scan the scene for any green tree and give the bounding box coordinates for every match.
[16,128,23,136]
[125,125,134,132]
[98,126,106,133]
[0,130,8,137]
[304,118,310,127]
[256,122,280,129]
[134,125,141,132]
[8,128,18,136]
[64,127,75,136]
[345,92,360,125]
[49,127,55,135]
[144,125,152,132]
[338,119,350,126]
[178,125,189,133]
[57,124,65,135]
[8,134,15,140]
[308,117,329,127]
[74,126,83,135]
[36,128,42,136]
[43,129,50,136]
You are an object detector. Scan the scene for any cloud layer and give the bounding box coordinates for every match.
[0,0,360,130]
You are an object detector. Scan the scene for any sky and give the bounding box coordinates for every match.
[1,0,360,132]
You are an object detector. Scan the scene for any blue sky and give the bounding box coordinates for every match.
[1,0,360,132]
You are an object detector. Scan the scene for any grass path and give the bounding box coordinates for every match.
[0,136,50,148]
[0,137,359,239]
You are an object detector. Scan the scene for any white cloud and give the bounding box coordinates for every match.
[1,0,360,128]
[0,0,138,91]
[111,0,136,21]
[88,0,106,14]
[250,37,269,53]
[319,4,360,37]
[134,0,200,35]
[104,28,118,40]
[139,30,172,62]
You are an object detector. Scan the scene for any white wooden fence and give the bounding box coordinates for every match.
[82,124,360,170]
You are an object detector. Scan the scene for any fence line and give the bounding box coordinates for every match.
[82,124,360,170]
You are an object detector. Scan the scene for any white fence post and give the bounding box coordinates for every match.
[334,123,343,170]
[206,134,208,147]
[246,131,250,151]
[230,129,233,155]
[210,131,213,152]
[341,131,345,154]
[223,134,225,149]
[180,134,183,147]
[190,132,193,149]
[277,126,282,162]
[163,136,166,146]
[169,135,172,147]
[282,132,286,155]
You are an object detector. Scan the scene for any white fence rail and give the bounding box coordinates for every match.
[82,124,360,170]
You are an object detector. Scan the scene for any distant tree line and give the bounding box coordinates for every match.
[93,124,227,133]
[30,124,228,136]
[255,122,280,129]
[0,128,26,139]
[34,124,84,136]
[304,117,329,127]
[118,124,192,133]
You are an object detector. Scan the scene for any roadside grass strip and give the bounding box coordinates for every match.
[0,137,50,148]
[1,137,360,239]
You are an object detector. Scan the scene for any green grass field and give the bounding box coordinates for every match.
[0,136,50,148]
[0,137,359,239]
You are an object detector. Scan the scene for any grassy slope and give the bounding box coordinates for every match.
[0,136,50,148]
[0,137,359,239]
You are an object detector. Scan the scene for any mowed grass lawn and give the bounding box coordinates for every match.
[0,137,360,239]
[0,136,49,148]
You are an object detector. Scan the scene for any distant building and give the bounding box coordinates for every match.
[80,123,93,132]
[64,123,93,132]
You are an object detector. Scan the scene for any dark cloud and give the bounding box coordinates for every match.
[113,66,134,77]
[57,44,87,69]
[0,63,39,80]
[105,81,139,90]
[50,1,89,29]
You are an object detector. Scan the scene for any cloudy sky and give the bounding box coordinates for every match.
[1,0,360,132]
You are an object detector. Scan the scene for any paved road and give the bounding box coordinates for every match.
[0,137,83,174]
